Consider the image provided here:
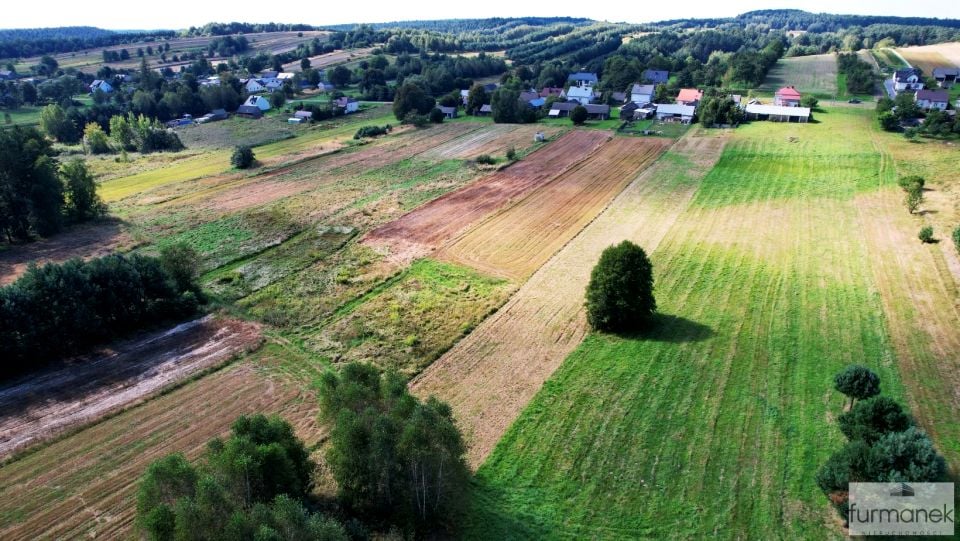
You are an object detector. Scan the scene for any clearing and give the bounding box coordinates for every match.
[759,54,837,96]
[0,316,262,461]
[439,137,671,280]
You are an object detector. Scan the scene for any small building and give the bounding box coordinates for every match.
[335,96,359,114]
[774,86,802,107]
[245,79,265,93]
[288,117,306,124]
[915,89,949,111]
[540,87,564,98]
[437,105,457,119]
[264,80,284,92]
[259,71,279,80]
[610,91,627,104]
[630,83,655,105]
[548,101,579,118]
[676,88,703,106]
[0,70,17,80]
[744,104,811,122]
[893,68,924,92]
[620,101,639,120]
[197,108,228,123]
[519,91,539,103]
[294,110,313,120]
[277,72,295,81]
[236,105,263,119]
[90,80,113,94]
[567,72,598,87]
[566,85,596,105]
[460,89,470,105]
[932,67,960,88]
[243,95,271,111]
[642,69,669,85]
[654,103,696,123]
[527,97,546,109]
[584,104,610,120]
[477,103,492,116]
[317,82,336,93]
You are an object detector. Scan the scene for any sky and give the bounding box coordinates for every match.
[3,0,959,30]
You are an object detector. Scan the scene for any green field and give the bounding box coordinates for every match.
[759,54,838,97]
[464,108,910,539]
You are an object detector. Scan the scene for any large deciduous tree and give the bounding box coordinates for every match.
[585,240,656,332]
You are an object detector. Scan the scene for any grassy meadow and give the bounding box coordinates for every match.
[464,107,915,539]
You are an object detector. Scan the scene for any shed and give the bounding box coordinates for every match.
[236,105,263,118]
[654,103,696,123]
[743,104,810,122]
[437,106,457,119]
[642,69,669,85]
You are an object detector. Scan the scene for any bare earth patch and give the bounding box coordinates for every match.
[0,316,263,461]
[411,132,728,466]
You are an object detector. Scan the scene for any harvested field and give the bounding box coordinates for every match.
[411,132,727,466]
[0,316,262,461]
[422,124,565,160]
[439,137,670,280]
[759,54,837,95]
[0,220,133,286]
[283,47,375,71]
[895,42,960,73]
[365,130,610,262]
[0,353,321,541]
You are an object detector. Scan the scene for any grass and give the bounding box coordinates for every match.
[872,48,909,70]
[759,54,838,97]
[463,107,910,539]
[618,119,690,138]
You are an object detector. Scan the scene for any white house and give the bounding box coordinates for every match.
[277,72,296,81]
[264,80,284,92]
[566,85,596,105]
[335,97,359,114]
[915,89,949,111]
[317,82,336,93]
[243,95,271,111]
[245,79,265,93]
[630,83,655,105]
[893,68,924,92]
[567,72,598,87]
[90,80,113,93]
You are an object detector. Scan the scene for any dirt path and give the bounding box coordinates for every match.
[411,132,729,466]
[0,316,263,461]
[0,220,133,286]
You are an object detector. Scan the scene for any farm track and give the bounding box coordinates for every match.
[439,137,671,280]
[0,316,262,461]
[411,132,727,466]
[364,130,610,263]
[0,356,322,541]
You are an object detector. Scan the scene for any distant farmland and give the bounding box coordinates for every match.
[896,42,960,74]
[759,54,837,96]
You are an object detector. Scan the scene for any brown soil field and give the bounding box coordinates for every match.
[0,316,262,461]
[439,137,671,280]
[283,48,375,72]
[411,132,729,466]
[0,348,322,541]
[422,124,565,160]
[895,43,960,73]
[0,220,133,286]
[364,130,610,262]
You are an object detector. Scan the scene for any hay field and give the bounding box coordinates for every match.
[895,42,960,73]
[759,54,837,95]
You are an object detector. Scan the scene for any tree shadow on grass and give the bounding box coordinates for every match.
[620,313,714,344]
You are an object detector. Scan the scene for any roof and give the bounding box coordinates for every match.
[260,71,279,79]
[566,86,595,99]
[479,104,492,113]
[519,91,539,102]
[933,67,960,77]
[894,68,921,81]
[550,102,579,112]
[294,110,313,118]
[438,106,457,114]
[676,88,703,103]
[655,103,696,116]
[621,101,639,112]
[540,87,564,97]
[611,92,627,102]
[528,97,546,107]
[916,89,949,102]
[244,95,267,106]
[584,104,610,114]
[631,84,655,96]
[277,73,295,79]
[642,69,669,84]
[236,105,262,116]
[744,104,811,117]
[335,97,358,106]
[568,72,598,83]
[775,86,801,99]
[209,108,227,116]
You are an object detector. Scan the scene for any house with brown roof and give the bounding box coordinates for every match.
[915,89,949,111]
[676,88,703,106]
[774,86,802,107]
[540,87,564,98]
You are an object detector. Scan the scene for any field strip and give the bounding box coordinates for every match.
[363,130,610,264]
[895,42,960,71]
[410,132,728,466]
[437,137,671,280]
[422,124,565,160]
[0,352,322,540]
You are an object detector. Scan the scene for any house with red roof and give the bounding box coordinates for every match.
[676,88,703,106]
[774,86,802,107]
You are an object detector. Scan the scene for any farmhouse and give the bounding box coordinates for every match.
[243,95,271,111]
[744,104,811,122]
[774,86,801,107]
[540,87,564,98]
[915,89,949,111]
[235,105,263,118]
[567,72,598,87]
[566,85,597,105]
[437,106,457,119]
[335,97,359,113]
[264,81,284,92]
[893,68,924,92]
[654,103,695,123]
[630,84,655,105]
[620,101,639,120]
[90,80,113,94]
[245,79,265,93]
[642,69,669,85]
[932,67,959,88]
[676,88,703,106]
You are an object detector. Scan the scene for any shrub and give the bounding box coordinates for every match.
[570,104,588,125]
[873,427,947,483]
[816,439,880,494]
[897,175,924,192]
[838,396,913,443]
[353,124,391,139]
[918,226,934,243]
[429,107,445,124]
[585,240,656,332]
[801,96,819,109]
[953,225,960,255]
[905,189,922,214]
[833,365,880,408]
[231,145,254,169]
[83,122,112,154]
[402,112,429,127]
[506,146,517,160]
[475,154,495,165]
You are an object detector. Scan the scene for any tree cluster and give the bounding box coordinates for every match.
[817,365,947,522]
[319,363,470,536]
[698,93,745,126]
[836,53,877,94]
[353,124,393,139]
[0,246,202,380]
[137,414,347,541]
